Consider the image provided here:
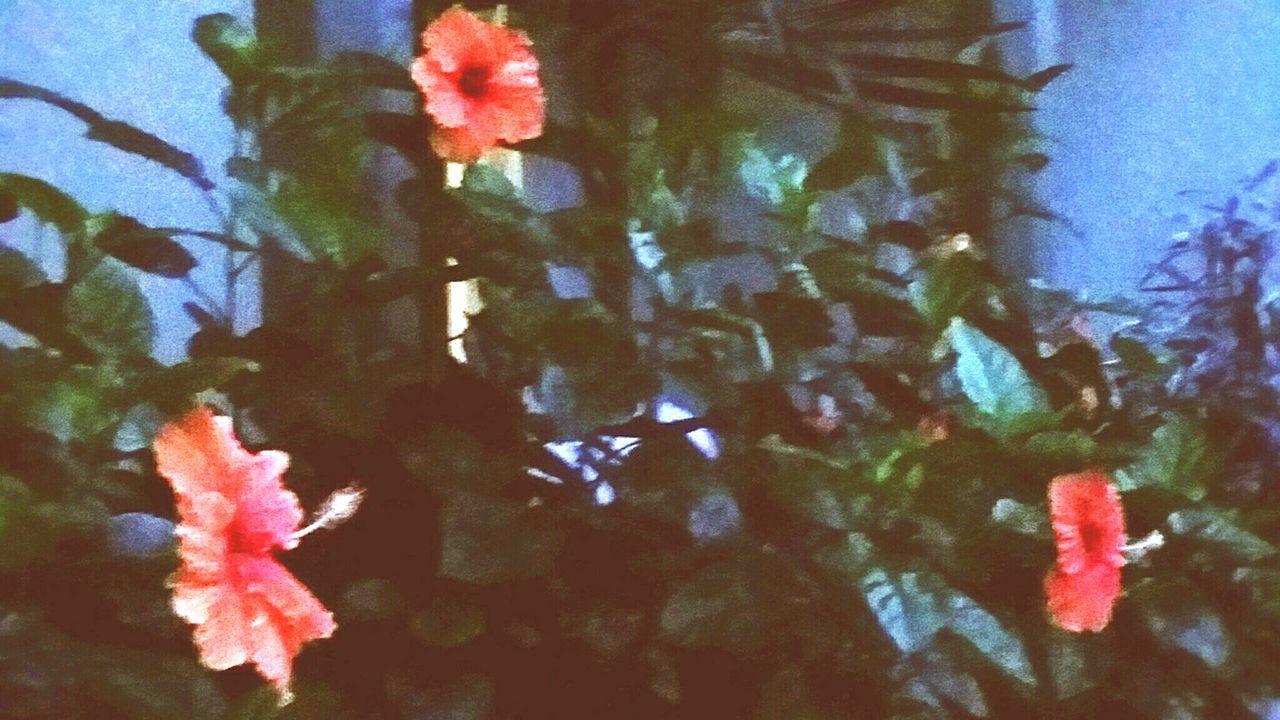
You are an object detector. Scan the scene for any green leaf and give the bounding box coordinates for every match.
[941,590,1037,686]
[1044,631,1107,699]
[0,173,89,235]
[93,214,197,278]
[66,260,154,358]
[1114,416,1215,501]
[949,318,1050,419]
[0,475,56,570]
[1022,429,1098,464]
[860,568,945,654]
[0,185,17,222]
[0,247,45,289]
[660,557,788,653]
[990,498,1048,537]
[439,492,563,584]
[1132,580,1233,671]
[193,13,258,83]
[25,366,120,442]
[1110,336,1168,376]
[911,256,984,330]
[410,597,486,648]
[1167,508,1277,563]
[139,356,260,412]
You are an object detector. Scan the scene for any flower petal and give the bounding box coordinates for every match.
[1045,565,1122,632]
[154,407,254,499]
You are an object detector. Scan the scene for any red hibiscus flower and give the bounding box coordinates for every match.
[154,407,358,699]
[1044,470,1127,632]
[411,7,545,162]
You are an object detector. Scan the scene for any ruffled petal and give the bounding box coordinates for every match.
[236,555,337,694]
[237,450,305,552]
[154,407,254,499]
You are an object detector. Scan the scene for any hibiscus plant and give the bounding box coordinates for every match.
[1,2,1279,719]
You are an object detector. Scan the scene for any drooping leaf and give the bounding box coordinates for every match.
[854,80,1035,113]
[0,247,44,289]
[84,120,213,189]
[93,214,197,278]
[0,173,89,235]
[66,260,154,358]
[331,51,415,91]
[949,318,1050,419]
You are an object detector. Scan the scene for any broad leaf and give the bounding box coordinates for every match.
[860,568,945,654]
[941,590,1037,686]
[1132,580,1233,671]
[0,173,89,235]
[66,260,154,358]
[1114,416,1215,501]
[949,318,1049,419]
[440,492,564,584]
[1167,508,1277,563]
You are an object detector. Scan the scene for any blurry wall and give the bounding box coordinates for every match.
[995,0,1280,295]
[0,0,256,364]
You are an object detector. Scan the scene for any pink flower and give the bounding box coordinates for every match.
[154,407,335,698]
[411,7,545,162]
[1044,470,1127,632]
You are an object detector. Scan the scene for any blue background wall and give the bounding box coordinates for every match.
[996,0,1280,294]
[0,0,255,363]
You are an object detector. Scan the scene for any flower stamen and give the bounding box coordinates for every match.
[293,484,366,541]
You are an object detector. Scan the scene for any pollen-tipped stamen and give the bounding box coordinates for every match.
[293,484,366,541]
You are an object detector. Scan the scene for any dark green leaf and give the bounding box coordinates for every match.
[0,187,17,222]
[193,13,257,83]
[331,51,415,91]
[94,215,197,278]
[660,557,789,653]
[0,247,44,289]
[806,116,882,191]
[66,260,154,358]
[83,120,212,189]
[1167,508,1277,563]
[855,80,1035,113]
[364,112,430,170]
[411,597,486,648]
[0,173,89,235]
[1114,416,1215,501]
[1022,429,1098,465]
[440,492,563,584]
[870,221,932,250]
